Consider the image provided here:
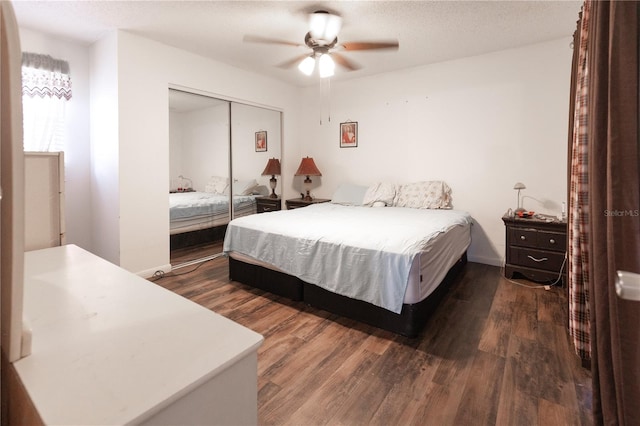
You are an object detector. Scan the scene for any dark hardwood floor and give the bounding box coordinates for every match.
[152,242,593,425]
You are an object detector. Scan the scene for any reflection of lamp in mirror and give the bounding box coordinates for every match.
[295,157,322,201]
[513,182,526,214]
[177,175,192,192]
[261,158,281,198]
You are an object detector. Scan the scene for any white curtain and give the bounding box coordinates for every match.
[21,52,72,152]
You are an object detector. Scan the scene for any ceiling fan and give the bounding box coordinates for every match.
[243,10,399,78]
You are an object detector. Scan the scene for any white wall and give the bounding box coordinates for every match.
[299,38,571,266]
[90,33,120,265]
[18,29,92,251]
[108,30,300,275]
[170,104,229,191]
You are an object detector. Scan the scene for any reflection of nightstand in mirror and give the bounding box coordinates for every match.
[256,197,281,213]
[285,198,331,210]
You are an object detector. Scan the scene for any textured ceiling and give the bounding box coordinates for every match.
[11,0,581,87]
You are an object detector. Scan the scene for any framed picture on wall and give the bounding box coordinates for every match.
[340,122,358,148]
[255,131,267,152]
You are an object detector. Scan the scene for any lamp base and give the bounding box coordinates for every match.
[303,176,313,201]
[268,176,278,198]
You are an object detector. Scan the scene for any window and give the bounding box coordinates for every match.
[21,53,72,152]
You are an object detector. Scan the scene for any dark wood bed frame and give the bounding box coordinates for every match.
[170,225,228,250]
[228,252,467,338]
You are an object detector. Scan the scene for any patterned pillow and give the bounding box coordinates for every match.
[204,176,229,194]
[393,181,452,209]
[363,182,397,207]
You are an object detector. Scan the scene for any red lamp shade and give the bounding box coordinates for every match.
[294,157,322,177]
[261,158,281,176]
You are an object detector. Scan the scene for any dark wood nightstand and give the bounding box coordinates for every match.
[285,198,331,210]
[256,197,281,213]
[502,214,567,285]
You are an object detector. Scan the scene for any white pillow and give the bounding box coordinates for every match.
[331,183,369,205]
[393,181,452,209]
[363,182,396,207]
[232,179,259,196]
[204,176,229,194]
[252,185,270,196]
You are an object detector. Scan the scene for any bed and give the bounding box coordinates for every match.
[170,177,264,250]
[223,181,472,337]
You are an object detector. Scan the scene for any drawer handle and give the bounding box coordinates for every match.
[263,207,272,211]
[520,235,526,240]
[527,255,548,263]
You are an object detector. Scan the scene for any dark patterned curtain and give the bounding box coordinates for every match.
[568,1,640,424]
[567,1,592,362]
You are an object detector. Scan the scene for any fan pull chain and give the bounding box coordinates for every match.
[327,77,331,123]
[318,77,332,125]
[319,76,323,125]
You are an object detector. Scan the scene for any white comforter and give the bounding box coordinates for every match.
[223,203,472,313]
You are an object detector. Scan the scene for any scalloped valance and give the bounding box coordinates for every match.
[21,52,72,100]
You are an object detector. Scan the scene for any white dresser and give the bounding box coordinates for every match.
[15,245,263,425]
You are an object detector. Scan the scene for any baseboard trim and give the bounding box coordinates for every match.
[136,263,172,279]
[468,254,502,267]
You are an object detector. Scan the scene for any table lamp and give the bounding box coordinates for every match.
[261,158,281,198]
[514,182,526,214]
[295,157,322,201]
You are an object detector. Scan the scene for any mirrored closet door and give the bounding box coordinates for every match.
[168,89,282,255]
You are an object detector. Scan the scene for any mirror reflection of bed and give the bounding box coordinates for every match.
[168,89,282,264]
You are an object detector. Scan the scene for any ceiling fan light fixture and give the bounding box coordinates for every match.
[298,56,316,76]
[318,53,335,78]
[309,11,342,43]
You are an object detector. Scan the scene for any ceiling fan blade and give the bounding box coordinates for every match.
[243,34,302,47]
[331,52,361,71]
[341,41,399,51]
[276,54,311,69]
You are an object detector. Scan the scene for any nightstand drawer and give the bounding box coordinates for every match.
[285,198,331,210]
[509,228,566,253]
[256,197,281,213]
[509,228,538,247]
[536,231,566,252]
[510,247,566,272]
